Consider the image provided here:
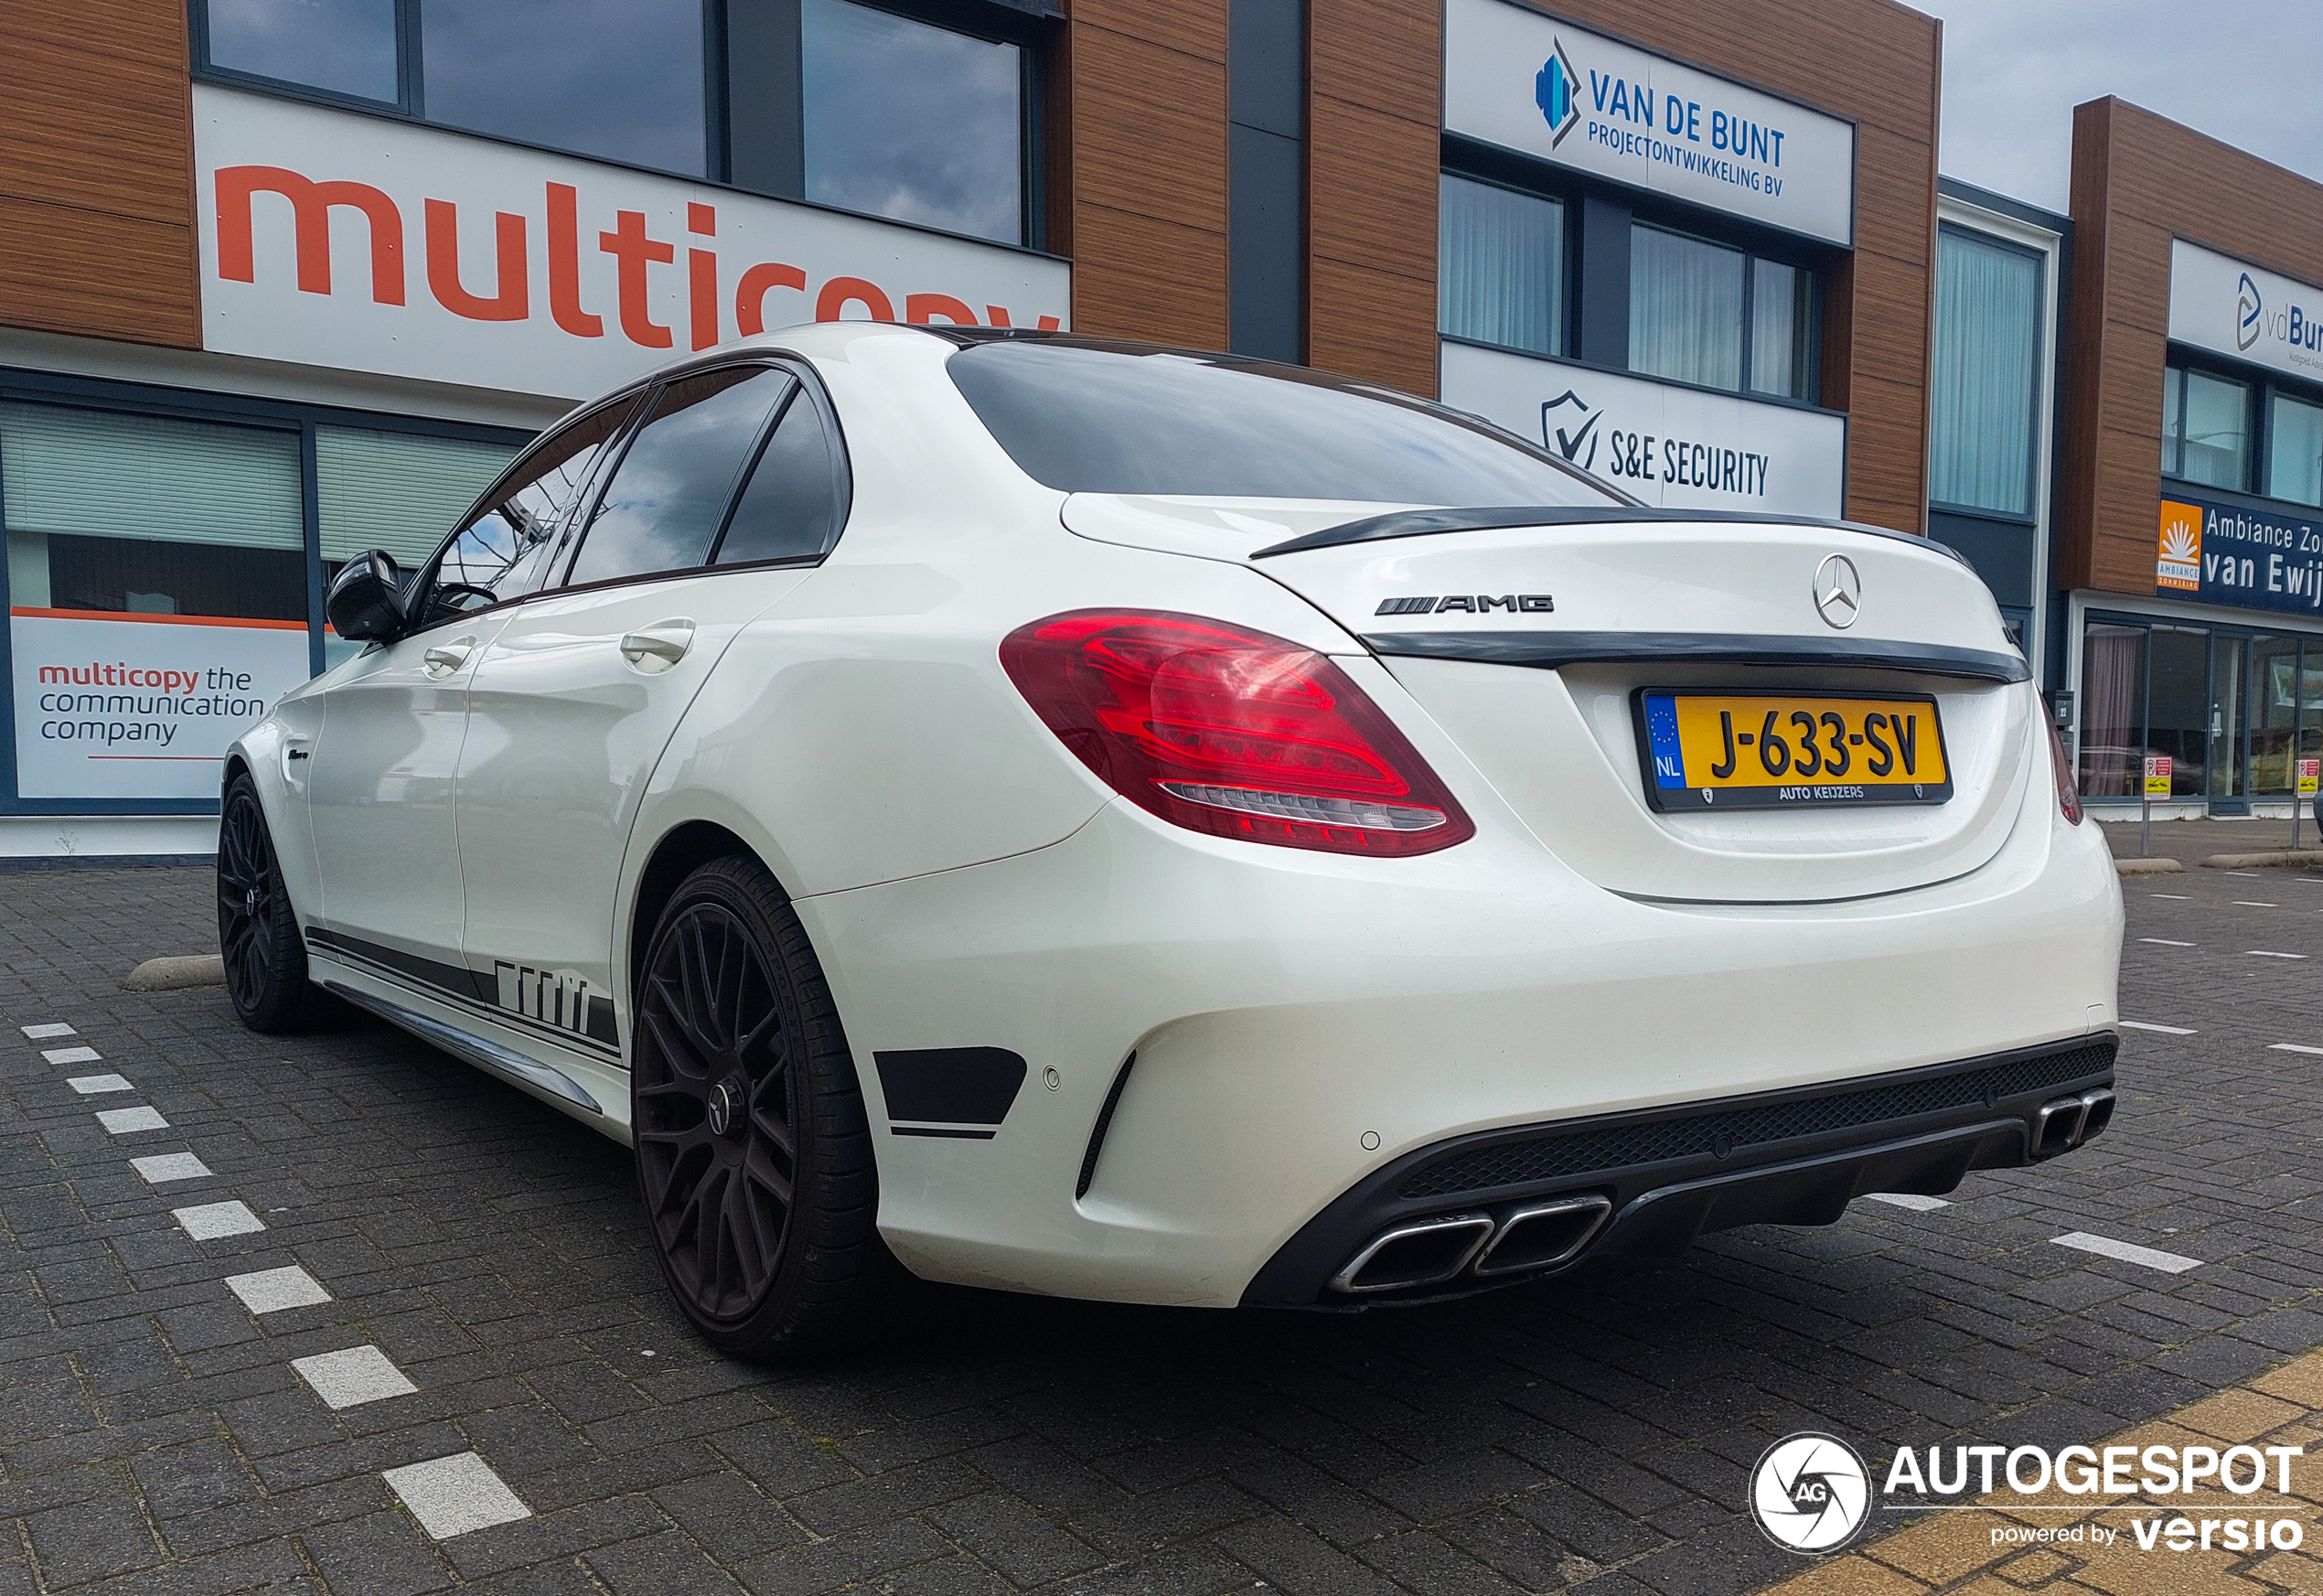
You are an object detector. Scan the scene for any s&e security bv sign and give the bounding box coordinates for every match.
[1443,0,1855,247]
[2157,493,2323,616]
[2169,239,2323,384]
[1441,341,1846,517]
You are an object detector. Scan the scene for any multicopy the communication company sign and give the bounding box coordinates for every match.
[2168,239,2323,382]
[191,84,1069,401]
[1442,0,1857,247]
[1441,341,1847,516]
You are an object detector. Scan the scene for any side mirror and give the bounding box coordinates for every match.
[326,550,408,643]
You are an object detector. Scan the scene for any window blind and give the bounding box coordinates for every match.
[316,426,520,566]
[1929,230,2041,515]
[1439,175,1562,358]
[0,402,303,550]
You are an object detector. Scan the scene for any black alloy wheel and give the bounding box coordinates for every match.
[217,773,323,1032]
[632,855,904,1359]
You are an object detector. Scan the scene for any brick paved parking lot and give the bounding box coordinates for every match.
[5,839,2323,1596]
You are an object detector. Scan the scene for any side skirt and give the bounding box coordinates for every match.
[310,953,634,1144]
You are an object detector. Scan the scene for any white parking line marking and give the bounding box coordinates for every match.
[95,1106,168,1134]
[2150,893,2191,899]
[224,1265,331,1313]
[2249,950,2308,959]
[2270,1044,2323,1056]
[21,1023,75,1039]
[2225,870,2264,876]
[1866,1193,1951,1211]
[42,1046,101,1066]
[2141,938,2196,947]
[172,1200,264,1240]
[2053,1231,2201,1274]
[293,1346,417,1409]
[67,1074,132,1095]
[381,1453,531,1539]
[130,1152,210,1184]
[2235,901,2279,907]
[2121,1021,2197,1034]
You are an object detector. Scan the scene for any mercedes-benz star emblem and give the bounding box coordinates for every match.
[1813,553,1862,630]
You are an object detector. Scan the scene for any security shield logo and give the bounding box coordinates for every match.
[2157,500,2202,592]
[2239,273,2264,352]
[1535,38,1581,147]
[1541,390,1602,470]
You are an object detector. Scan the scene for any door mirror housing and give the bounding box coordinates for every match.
[326,550,409,643]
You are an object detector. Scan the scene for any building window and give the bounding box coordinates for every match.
[1930,227,2043,517]
[0,403,306,622]
[2268,391,2323,509]
[803,0,1024,245]
[1438,175,1563,358]
[316,427,520,575]
[1629,223,1814,401]
[196,0,1044,239]
[203,0,399,105]
[2162,363,2253,491]
[423,0,707,176]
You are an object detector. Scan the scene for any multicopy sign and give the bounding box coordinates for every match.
[2169,239,2323,382]
[1443,0,1857,247]
[191,84,1069,402]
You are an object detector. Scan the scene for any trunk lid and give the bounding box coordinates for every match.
[1061,494,2036,905]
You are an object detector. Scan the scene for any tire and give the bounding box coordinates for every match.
[631,854,906,1360]
[217,773,326,1033]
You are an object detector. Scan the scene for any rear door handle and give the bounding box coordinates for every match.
[619,622,697,672]
[423,639,475,677]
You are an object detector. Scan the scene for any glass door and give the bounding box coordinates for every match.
[2079,623,2147,800]
[2210,634,2247,811]
[2148,627,2210,798]
[2253,634,2303,803]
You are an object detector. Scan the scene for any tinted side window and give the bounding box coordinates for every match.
[713,389,845,566]
[565,367,795,588]
[421,396,639,626]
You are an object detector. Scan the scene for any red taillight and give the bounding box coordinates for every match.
[2044,705,2082,825]
[1001,609,1475,857]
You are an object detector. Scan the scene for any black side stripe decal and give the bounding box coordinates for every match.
[305,927,621,1056]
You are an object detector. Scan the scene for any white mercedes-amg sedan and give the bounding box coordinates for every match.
[219,322,2123,1358]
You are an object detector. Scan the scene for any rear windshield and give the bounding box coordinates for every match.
[946,339,1626,505]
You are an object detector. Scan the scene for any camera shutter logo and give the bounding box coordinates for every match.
[1750,1433,1871,1553]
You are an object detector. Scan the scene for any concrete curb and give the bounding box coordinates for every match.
[2200,849,2323,870]
[2114,856,2185,876]
[123,953,226,991]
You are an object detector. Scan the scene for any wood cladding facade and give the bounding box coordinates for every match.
[2059,98,2323,597]
[0,0,199,349]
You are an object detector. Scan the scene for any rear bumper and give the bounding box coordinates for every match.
[1243,1034,2117,1305]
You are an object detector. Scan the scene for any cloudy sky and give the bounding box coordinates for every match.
[1915,0,2323,211]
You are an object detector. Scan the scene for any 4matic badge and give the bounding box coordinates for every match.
[1375,594,1555,616]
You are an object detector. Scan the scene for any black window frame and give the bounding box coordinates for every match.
[1439,134,1833,414]
[2163,344,2323,515]
[1927,220,2048,526]
[187,0,1055,249]
[400,351,852,631]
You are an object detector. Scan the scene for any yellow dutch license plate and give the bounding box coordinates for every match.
[1634,690,1953,810]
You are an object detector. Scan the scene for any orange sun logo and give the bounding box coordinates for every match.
[2157,500,2203,592]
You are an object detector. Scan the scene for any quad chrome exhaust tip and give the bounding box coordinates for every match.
[2033,1087,2115,1159]
[1471,1194,1613,1276]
